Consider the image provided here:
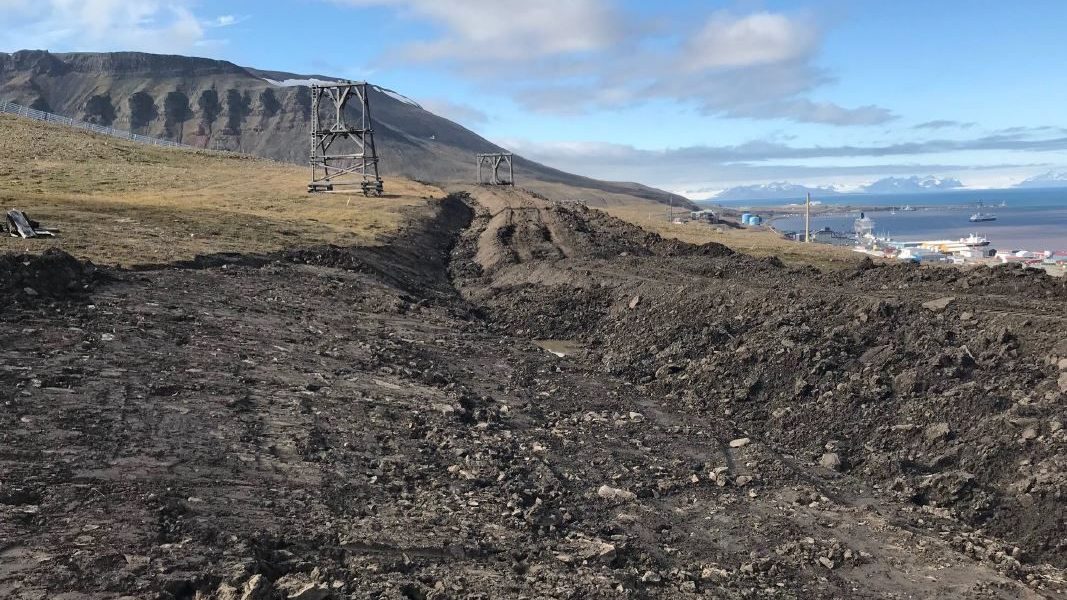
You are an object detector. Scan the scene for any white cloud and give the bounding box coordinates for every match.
[419,98,489,125]
[682,12,818,71]
[0,0,210,54]
[914,120,977,130]
[336,0,620,61]
[331,2,892,126]
[498,134,1064,194]
[207,15,247,28]
[727,99,896,126]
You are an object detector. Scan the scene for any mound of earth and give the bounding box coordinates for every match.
[1,188,1064,599]
[452,188,1067,571]
[0,248,99,304]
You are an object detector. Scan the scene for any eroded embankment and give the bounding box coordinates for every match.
[452,186,1067,571]
[1,186,1065,599]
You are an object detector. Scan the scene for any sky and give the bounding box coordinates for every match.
[3,0,1067,197]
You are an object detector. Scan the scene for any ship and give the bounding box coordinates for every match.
[959,233,990,246]
[969,201,997,222]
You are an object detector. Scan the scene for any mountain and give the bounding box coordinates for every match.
[861,175,963,194]
[1014,171,1067,189]
[0,50,692,209]
[714,182,842,201]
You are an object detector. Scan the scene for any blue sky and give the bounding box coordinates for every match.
[3,0,1067,197]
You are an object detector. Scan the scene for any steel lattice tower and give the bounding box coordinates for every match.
[308,82,383,196]
[477,153,515,186]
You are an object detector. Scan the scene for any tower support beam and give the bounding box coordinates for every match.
[309,81,384,196]
[476,153,515,186]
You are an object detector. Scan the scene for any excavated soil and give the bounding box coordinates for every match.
[0,249,102,305]
[1,189,1065,599]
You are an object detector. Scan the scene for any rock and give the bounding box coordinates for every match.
[1051,339,1067,363]
[710,466,730,487]
[819,452,842,471]
[729,437,751,448]
[216,584,239,600]
[576,538,617,564]
[23,287,38,296]
[597,485,636,501]
[701,566,729,580]
[1059,372,1067,393]
[655,363,682,379]
[640,570,662,584]
[735,475,753,487]
[628,411,645,422]
[924,422,951,442]
[274,573,329,600]
[1021,427,1039,442]
[1049,420,1062,434]
[628,295,641,309]
[922,296,956,312]
[818,556,835,569]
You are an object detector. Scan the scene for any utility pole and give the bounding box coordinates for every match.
[805,192,812,243]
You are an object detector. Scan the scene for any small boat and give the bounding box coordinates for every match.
[960,233,990,246]
[901,205,916,211]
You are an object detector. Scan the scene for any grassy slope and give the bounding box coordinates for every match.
[0,113,858,271]
[0,114,441,266]
[0,50,692,210]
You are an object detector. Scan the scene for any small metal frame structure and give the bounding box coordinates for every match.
[308,81,383,196]
[477,153,515,186]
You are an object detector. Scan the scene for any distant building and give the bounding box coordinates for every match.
[811,227,855,246]
[690,209,718,223]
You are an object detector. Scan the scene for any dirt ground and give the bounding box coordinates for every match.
[2,183,1065,599]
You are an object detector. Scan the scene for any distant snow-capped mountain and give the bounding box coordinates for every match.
[714,182,842,201]
[713,175,964,201]
[1014,171,1067,189]
[861,176,964,194]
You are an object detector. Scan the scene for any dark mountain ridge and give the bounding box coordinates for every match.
[0,50,692,208]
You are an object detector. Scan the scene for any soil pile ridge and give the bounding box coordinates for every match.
[1,187,1064,599]
[452,188,1067,573]
[0,248,100,304]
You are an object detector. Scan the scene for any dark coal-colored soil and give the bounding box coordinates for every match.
[0,248,101,305]
[1,190,1065,599]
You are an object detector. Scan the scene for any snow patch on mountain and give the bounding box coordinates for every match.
[262,77,343,87]
[714,182,843,201]
[1015,171,1067,188]
[374,85,422,108]
[861,176,964,194]
[713,175,968,201]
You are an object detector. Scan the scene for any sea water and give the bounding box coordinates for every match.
[711,188,1067,252]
